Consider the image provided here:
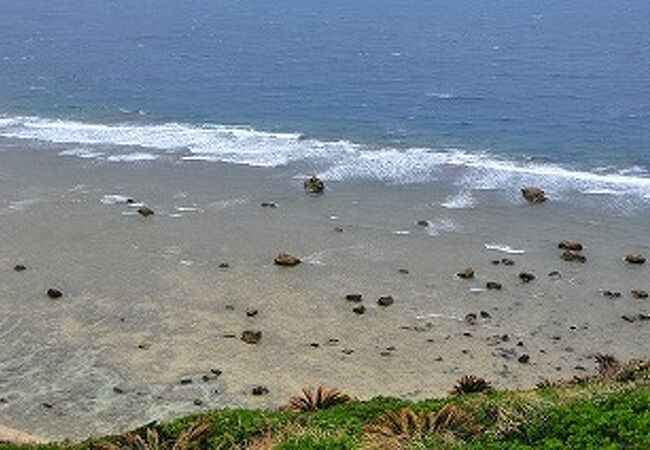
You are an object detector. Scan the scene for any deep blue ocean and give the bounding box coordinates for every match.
[1,0,649,197]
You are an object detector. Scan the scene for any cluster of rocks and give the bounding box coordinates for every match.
[559,240,586,263]
[304,176,325,195]
[345,293,394,315]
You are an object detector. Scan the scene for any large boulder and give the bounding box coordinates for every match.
[304,176,325,195]
[521,187,547,203]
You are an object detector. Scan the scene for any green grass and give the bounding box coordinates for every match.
[2,361,649,449]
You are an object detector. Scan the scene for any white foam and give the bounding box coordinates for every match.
[59,148,105,159]
[424,219,456,237]
[484,243,525,254]
[106,152,158,162]
[441,190,476,209]
[1,114,650,200]
[100,194,132,205]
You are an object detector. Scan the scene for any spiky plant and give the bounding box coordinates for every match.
[595,353,620,378]
[366,405,479,447]
[93,421,211,450]
[451,375,492,395]
[284,386,354,412]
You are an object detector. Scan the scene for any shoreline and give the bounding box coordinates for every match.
[0,145,648,440]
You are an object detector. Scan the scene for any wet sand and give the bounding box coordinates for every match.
[0,144,649,440]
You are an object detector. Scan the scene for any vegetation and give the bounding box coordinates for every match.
[1,359,649,449]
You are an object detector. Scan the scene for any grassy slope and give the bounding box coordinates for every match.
[1,362,649,449]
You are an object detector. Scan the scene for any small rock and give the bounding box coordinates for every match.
[211,368,223,376]
[457,267,475,279]
[309,343,320,348]
[334,226,344,233]
[137,206,154,217]
[518,354,530,364]
[47,288,63,299]
[464,313,478,325]
[521,186,547,203]
[501,258,515,266]
[345,294,363,303]
[519,272,535,283]
[342,348,354,355]
[304,176,325,195]
[274,252,301,267]
[416,220,429,227]
[251,386,269,396]
[480,311,491,319]
[603,290,622,299]
[260,202,277,208]
[486,281,502,290]
[548,271,562,278]
[193,399,203,406]
[137,342,151,350]
[377,296,394,307]
[398,268,410,274]
[562,250,586,263]
[380,351,391,357]
[42,402,53,409]
[241,330,262,344]
[13,264,27,272]
[559,240,583,251]
[352,305,366,315]
[180,377,193,385]
[631,290,648,299]
[223,333,236,338]
[625,254,646,265]
[113,386,124,394]
[219,263,230,269]
[246,308,259,317]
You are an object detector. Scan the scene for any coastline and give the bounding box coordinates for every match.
[0,144,648,440]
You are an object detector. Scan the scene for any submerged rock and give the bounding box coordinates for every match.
[625,254,646,265]
[241,330,262,344]
[260,202,277,208]
[559,240,583,251]
[47,288,63,299]
[464,313,478,325]
[137,206,154,217]
[521,186,547,203]
[603,290,622,299]
[562,250,586,263]
[13,264,27,272]
[274,252,301,267]
[631,290,648,299]
[416,220,429,227]
[251,386,269,396]
[345,294,363,303]
[501,258,515,266]
[486,281,503,290]
[377,296,394,307]
[352,305,366,315]
[304,176,325,195]
[519,272,536,283]
[457,267,475,279]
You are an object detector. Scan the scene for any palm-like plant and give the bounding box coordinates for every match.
[284,386,355,412]
[451,375,492,395]
[93,421,211,450]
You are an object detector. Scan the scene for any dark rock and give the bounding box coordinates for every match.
[113,386,124,394]
[457,267,475,279]
[274,252,301,267]
[334,226,344,233]
[193,399,203,406]
[398,268,410,274]
[519,272,535,283]
[501,258,515,266]
[309,343,320,348]
[416,220,429,227]
[352,305,366,315]
[13,264,27,272]
[491,260,501,265]
[342,348,354,355]
[304,176,325,195]
[603,290,622,299]
[480,311,491,319]
[380,351,391,357]
[241,330,262,344]
[251,386,269,396]
[377,296,394,307]
[345,294,363,303]
[518,354,530,364]
[210,368,223,376]
[625,254,646,265]
[261,202,277,208]
[548,271,561,278]
[137,342,151,350]
[42,402,53,409]
[47,288,63,299]
[219,263,230,269]
[559,240,583,251]
[562,250,586,263]
[622,314,650,323]
[180,377,193,385]
[246,308,258,317]
[631,290,649,299]
[137,206,154,217]
[521,186,547,203]
[464,313,478,325]
[486,281,502,290]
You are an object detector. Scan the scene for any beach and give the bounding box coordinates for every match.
[1,142,648,440]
